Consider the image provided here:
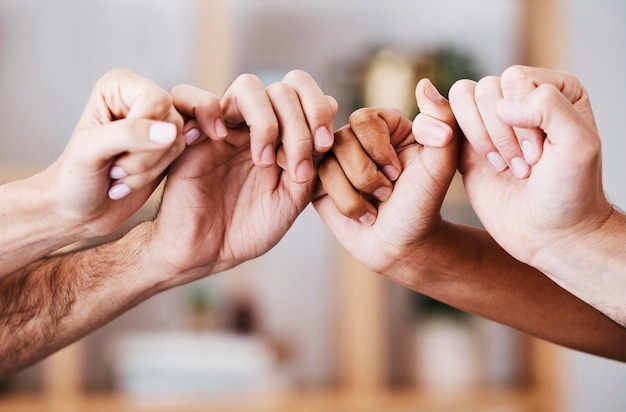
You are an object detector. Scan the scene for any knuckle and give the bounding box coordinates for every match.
[267,81,295,98]
[349,108,379,129]
[500,65,533,92]
[448,79,476,102]
[351,162,382,190]
[234,73,263,89]
[474,76,501,99]
[283,69,311,83]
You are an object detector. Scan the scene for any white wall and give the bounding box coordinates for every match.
[560,0,626,410]
[0,0,195,165]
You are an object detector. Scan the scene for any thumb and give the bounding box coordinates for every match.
[412,78,460,183]
[71,119,179,172]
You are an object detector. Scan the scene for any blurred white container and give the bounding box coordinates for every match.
[109,331,288,397]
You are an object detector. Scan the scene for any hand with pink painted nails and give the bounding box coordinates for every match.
[0,69,185,279]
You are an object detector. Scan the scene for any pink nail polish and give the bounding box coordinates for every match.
[184,128,201,145]
[109,166,128,180]
[150,122,177,144]
[108,183,131,200]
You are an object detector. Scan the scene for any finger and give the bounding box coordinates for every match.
[318,151,378,225]
[499,66,547,165]
[171,84,227,143]
[266,81,314,183]
[449,79,505,170]
[109,140,182,200]
[282,70,336,154]
[474,76,530,179]
[497,83,599,155]
[413,79,456,148]
[499,65,592,164]
[69,119,181,200]
[89,69,174,123]
[332,123,394,202]
[414,78,460,182]
[347,108,404,181]
[221,74,279,167]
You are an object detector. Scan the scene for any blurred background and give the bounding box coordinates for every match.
[0,0,624,411]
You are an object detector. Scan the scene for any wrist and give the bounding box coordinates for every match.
[128,221,217,292]
[535,206,626,325]
[0,171,84,276]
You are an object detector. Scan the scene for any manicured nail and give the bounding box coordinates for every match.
[521,140,536,164]
[260,144,275,166]
[149,122,177,144]
[184,128,201,145]
[215,118,228,139]
[109,166,128,180]
[373,186,392,201]
[314,126,333,149]
[359,212,376,226]
[108,183,131,200]
[382,165,399,181]
[510,157,530,178]
[423,80,443,102]
[296,159,314,182]
[487,151,507,172]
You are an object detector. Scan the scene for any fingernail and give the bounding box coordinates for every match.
[373,186,392,201]
[215,118,228,139]
[314,126,333,149]
[521,140,537,164]
[487,151,507,172]
[109,166,128,180]
[261,144,275,166]
[423,80,443,102]
[184,128,201,145]
[359,212,376,226]
[510,157,530,178]
[382,165,399,181]
[296,159,314,182]
[108,183,131,200]
[150,122,177,144]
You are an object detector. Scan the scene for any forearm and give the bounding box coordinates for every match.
[537,208,626,327]
[0,221,164,378]
[388,221,626,361]
[0,172,83,279]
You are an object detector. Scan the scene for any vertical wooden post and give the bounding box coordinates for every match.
[41,342,84,401]
[520,1,567,411]
[337,250,388,393]
[521,0,567,69]
[194,0,235,93]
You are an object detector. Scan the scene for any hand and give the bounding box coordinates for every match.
[147,70,337,285]
[449,66,614,271]
[44,69,185,237]
[314,79,459,276]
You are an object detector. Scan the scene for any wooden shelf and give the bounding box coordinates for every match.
[0,387,552,412]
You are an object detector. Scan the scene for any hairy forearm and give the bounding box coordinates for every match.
[538,208,626,327]
[388,221,626,361]
[0,173,83,279]
[0,222,162,378]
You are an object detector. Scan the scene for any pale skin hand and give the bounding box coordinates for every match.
[450,66,626,325]
[0,69,185,279]
[315,78,626,360]
[0,70,337,377]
